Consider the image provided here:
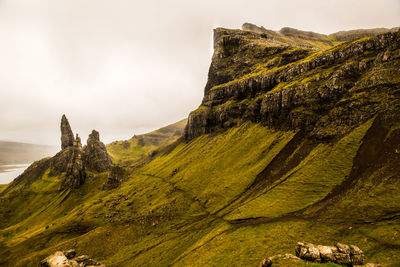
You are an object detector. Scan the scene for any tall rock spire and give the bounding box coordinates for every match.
[61,115,74,150]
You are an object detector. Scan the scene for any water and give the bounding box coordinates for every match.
[0,164,30,184]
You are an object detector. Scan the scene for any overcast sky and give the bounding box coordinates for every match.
[0,0,399,146]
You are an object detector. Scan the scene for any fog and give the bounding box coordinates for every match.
[0,0,399,145]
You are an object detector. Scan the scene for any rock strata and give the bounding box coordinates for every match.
[60,134,86,190]
[184,28,400,141]
[41,249,105,267]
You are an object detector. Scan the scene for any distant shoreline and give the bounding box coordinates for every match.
[0,163,30,173]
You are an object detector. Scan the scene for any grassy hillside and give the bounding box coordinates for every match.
[0,141,57,165]
[1,119,399,266]
[106,119,187,165]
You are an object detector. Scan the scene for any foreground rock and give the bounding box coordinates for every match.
[295,242,364,265]
[259,242,382,266]
[259,254,300,267]
[41,249,105,267]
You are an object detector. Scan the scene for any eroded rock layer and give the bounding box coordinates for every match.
[185,27,400,141]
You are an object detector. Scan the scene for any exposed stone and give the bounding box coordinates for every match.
[51,117,113,190]
[60,134,86,190]
[259,254,300,267]
[61,115,74,150]
[365,263,383,267]
[102,165,126,190]
[184,29,400,141]
[295,242,365,266]
[64,249,76,259]
[82,130,112,173]
[41,250,105,267]
[295,242,321,262]
[317,245,336,262]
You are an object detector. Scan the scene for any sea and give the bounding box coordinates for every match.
[0,164,30,184]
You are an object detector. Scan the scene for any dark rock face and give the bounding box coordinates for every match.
[185,29,400,141]
[102,165,126,190]
[60,134,86,190]
[61,114,74,150]
[83,130,112,173]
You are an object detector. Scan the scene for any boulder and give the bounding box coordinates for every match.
[259,254,300,267]
[317,245,336,262]
[295,242,321,262]
[295,242,364,265]
[64,249,76,259]
[41,250,104,267]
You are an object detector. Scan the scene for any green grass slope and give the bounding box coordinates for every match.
[106,119,187,165]
[1,118,399,266]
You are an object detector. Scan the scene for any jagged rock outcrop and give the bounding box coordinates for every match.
[41,249,105,267]
[102,165,126,190]
[184,27,400,141]
[50,116,113,190]
[83,130,112,173]
[61,114,74,150]
[60,134,86,190]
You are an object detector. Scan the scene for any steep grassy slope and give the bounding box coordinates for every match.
[106,119,187,165]
[1,27,400,267]
[1,119,400,266]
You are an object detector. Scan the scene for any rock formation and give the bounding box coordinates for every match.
[102,165,125,190]
[41,249,105,267]
[50,116,113,190]
[184,27,400,141]
[295,242,364,265]
[260,242,373,266]
[83,130,112,172]
[61,114,74,150]
[60,134,86,190]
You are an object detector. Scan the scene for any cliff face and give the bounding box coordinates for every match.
[185,25,400,141]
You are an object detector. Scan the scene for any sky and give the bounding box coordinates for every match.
[0,0,399,146]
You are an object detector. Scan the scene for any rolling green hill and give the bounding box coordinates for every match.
[1,25,400,266]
